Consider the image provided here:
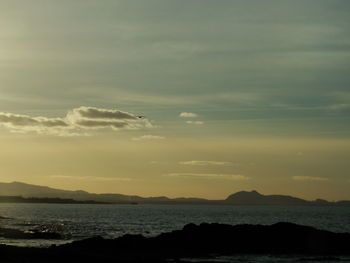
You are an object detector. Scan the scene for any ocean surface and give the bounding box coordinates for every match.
[1,203,350,262]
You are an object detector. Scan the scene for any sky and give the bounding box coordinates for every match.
[0,0,349,200]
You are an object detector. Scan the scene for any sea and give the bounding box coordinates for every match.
[1,203,350,262]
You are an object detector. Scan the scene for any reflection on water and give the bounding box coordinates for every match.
[0,203,349,247]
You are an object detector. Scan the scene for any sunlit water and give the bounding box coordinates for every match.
[1,203,350,262]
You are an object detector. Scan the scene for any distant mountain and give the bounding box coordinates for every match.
[225,190,309,205]
[0,182,208,204]
[0,196,107,204]
[0,182,152,203]
[0,182,349,206]
[225,190,350,206]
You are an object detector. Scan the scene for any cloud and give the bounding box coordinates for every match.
[50,175,132,182]
[132,135,165,141]
[67,106,152,130]
[179,112,198,118]
[73,119,130,129]
[186,121,204,125]
[179,160,232,166]
[0,113,68,127]
[292,176,329,182]
[164,173,249,181]
[69,106,138,120]
[0,112,74,136]
[0,106,152,136]
[327,104,350,111]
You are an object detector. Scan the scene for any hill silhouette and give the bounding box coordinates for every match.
[225,190,309,205]
[0,181,349,206]
[0,181,208,204]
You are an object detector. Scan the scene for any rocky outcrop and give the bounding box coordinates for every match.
[0,222,349,263]
[0,227,63,239]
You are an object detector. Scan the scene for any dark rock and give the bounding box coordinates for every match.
[0,222,349,263]
[299,256,341,261]
[0,227,63,239]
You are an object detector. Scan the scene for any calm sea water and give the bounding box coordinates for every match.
[1,203,350,262]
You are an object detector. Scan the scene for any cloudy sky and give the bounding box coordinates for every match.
[0,0,349,200]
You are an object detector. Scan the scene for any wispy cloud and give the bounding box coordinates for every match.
[292,176,329,182]
[67,106,152,130]
[0,112,77,136]
[132,135,165,141]
[179,112,198,118]
[164,173,249,181]
[0,106,152,136]
[50,175,132,182]
[327,104,350,111]
[179,160,232,166]
[186,121,204,125]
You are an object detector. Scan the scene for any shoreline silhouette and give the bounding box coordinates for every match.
[0,222,349,263]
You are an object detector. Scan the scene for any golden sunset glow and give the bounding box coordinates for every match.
[0,0,349,201]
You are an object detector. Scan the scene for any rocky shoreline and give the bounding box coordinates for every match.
[0,227,63,240]
[0,222,349,263]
